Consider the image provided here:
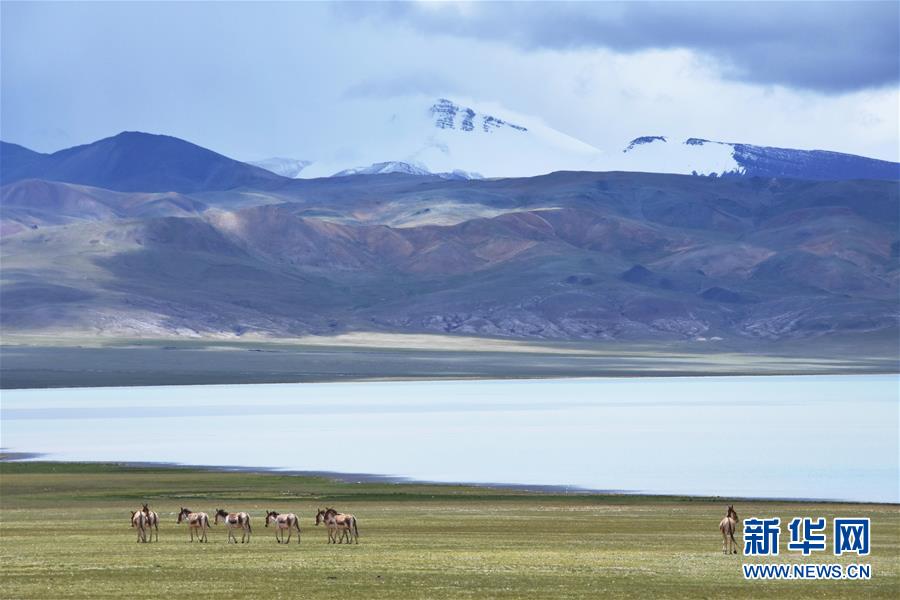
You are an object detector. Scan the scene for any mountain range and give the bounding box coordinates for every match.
[1,129,897,345]
[242,98,899,181]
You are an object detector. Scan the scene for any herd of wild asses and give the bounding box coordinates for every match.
[130,504,359,544]
[132,504,741,552]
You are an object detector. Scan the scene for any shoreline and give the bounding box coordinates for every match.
[3,454,895,506]
[3,335,896,390]
[3,369,898,392]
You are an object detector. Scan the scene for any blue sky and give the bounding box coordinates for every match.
[2,1,897,162]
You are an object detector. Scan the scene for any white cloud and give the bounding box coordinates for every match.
[1,1,897,163]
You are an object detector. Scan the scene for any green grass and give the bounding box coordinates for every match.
[1,462,897,599]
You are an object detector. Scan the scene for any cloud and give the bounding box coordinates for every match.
[343,72,460,99]
[341,1,900,94]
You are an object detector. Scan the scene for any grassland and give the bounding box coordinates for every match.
[0,462,897,599]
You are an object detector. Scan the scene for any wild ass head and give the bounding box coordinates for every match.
[727,505,739,521]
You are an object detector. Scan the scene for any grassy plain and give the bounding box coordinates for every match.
[0,462,897,599]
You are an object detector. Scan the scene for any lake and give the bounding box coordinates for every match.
[1,375,897,502]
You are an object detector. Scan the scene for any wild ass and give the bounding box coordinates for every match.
[130,510,148,543]
[265,510,301,544]
[215,509,252,544]
[141,503,159,542]
[176,507,210,543]
[314,508,347,544]
[315,507,359,544]
[719,505,739,554]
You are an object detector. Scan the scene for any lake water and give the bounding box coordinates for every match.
[1,375,897,502]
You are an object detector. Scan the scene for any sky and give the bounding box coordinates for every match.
[1,1,898,163]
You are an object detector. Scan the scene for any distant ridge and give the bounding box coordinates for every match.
[619,136,900,181]
[249,157,311,178]
[3,124,898,195]
[332,161,483,180]
[0,132,286,193]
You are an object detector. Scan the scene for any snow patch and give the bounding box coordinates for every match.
[613,136,743,176]
[249,157,311,178]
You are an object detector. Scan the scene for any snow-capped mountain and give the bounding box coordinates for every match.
[616,136,899,180]
[616,136,741,176]
[332,160,483,180]
[334,160,431,177]
[249,157,311,178]
[296,98,606,179]
[255,98,898,181]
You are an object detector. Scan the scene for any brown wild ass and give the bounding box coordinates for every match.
[719,505,739,554]
[265,510,301,544]
[176,507,210,543]
[130,510,148,543]
[315,507,359,544]
[215,509,252,544]
[141,504,159,542]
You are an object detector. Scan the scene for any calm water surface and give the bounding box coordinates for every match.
[2,375,897,502]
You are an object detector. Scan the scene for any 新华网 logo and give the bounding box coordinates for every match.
[742,516,871,580]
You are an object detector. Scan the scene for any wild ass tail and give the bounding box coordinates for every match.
[353,517,359,539]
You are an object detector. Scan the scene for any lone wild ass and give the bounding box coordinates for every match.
[719,505,739,554]
[315,507,359,544]
[130,510,148,543]
[265,510,302,544]
[176,507,210,543]
[141,504,159,542]
[215,509,252,544]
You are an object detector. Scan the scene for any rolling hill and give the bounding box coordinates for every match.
[1,162,897,344]
[0,132,286,193]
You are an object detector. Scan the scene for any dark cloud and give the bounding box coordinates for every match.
[341,1,899,94]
